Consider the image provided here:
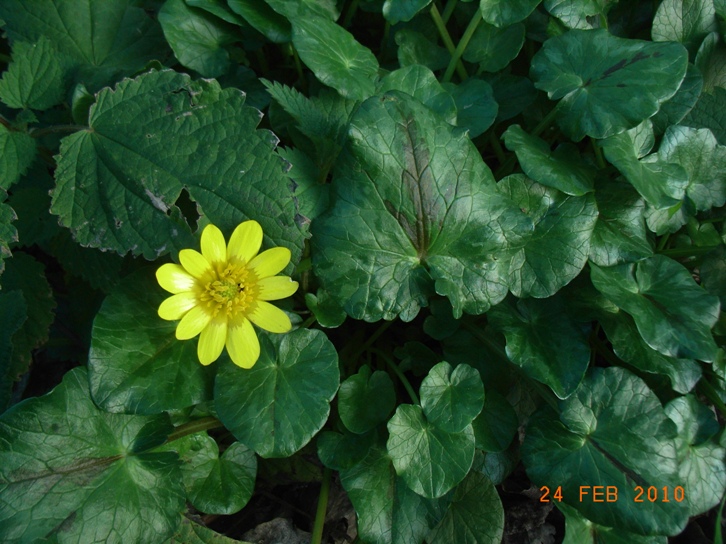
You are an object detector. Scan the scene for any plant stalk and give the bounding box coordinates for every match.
[430,4,468,81]
[311,467,332,544]
[165,417,225,444]
[372,348,420,405]
[442,8,482,83]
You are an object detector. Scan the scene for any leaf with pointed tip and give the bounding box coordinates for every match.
[591,255,720,361]
[0,367,184,544]
[0,125,36,191]
[531,29,688,140]
[312,92,532,321]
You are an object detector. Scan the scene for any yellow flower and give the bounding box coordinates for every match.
[156,221,299,368]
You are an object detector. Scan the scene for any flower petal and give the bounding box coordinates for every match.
[176,305,213,340]
[158,292,197,320]
[201,224,227,268]
[248,301,292,333]
[226,317,260,368]
[198,318,227,365]
[228,220,263,264]
[257,276,299,301]
[156,264,195,294]
[179,249,213,280]
[248,247,291,279]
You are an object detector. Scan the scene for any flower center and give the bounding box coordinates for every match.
[200,263,257,318]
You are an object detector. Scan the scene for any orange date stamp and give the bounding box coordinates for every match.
[539,485,686,503]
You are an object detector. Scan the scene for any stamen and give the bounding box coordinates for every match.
[199,263,257,318]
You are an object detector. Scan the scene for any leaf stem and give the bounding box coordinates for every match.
[442,8,481,83]
[352,320,393,360]
[697,377,726,419]
[165,417,225,444]
[658,245,721,258]
[342,0,360,28]
[489,129,507,165]
[430,4,468,81]
[441,0,458,24]
[591,139,606,169]
[371,348,420,405]
[311,467,332,544]
[301,315,318,328]
[532,103,560,138]
[30,125,88,138]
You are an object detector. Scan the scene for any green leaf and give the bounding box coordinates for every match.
[599,311,702,394]
[186,0,248,25]
[312,92,532,321]
[387,403,475,498]
[383,0,432,24]
[446,77,498,138]
[214,328,339,458]
[51,69,305,262]
[159,0,237,77]
[522,367,690,536]
[502,125,595,196]
[471,390,518,452]
[303,290,346,328]
[559,502,668,544]
[480,0,542,27]
[317,429,376,471]
[0,125,36,191]
[264,0,340,20]
[292,15,379,100]
[0,367,184,544]
[395,29,449,72]
[589,181,653,267]
[2,253,55,393]
[695,31,726,92]
[0,290,27,409]
[683,87,726,144]
[338,365,396,434]
[544,0,617,30]
[498,174,598,298]
[0,0,170,92]
[531,29,688,140]
[0,36,68,110]
[420,362,484,433]
[484,72,536,122]
[427,471,504,544]
[488,294,589,398]
[167,516,252,544]
[651,63,703,135]
[463,21,525,73]
[227,0,291,43]
[379,65,457,125]
[0,195,17,278]
[178,435,257,515]
[652,0,717,56]
[591,255,720,361]
[338,438,443,544]
[278,147,330,220]
[665,395,726,516]
[88,268,214,414]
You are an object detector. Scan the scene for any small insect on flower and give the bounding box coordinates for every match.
[156,220,299,368]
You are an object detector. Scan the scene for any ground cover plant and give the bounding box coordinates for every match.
[0,0,725,542]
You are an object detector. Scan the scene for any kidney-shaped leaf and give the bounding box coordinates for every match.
[0,367,184,544]
[531,29,688,140]
[214,328,339,458]
[52,69,305,262]
[312,91,532,321]
[338,365,396,435]
[591,255,720,361]
[419,362,485,433]
[522,367,690,536]
[89,269,214,414]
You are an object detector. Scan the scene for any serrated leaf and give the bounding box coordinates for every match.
[589,181,653,267]
[488,294,589,398]
[503,125,594,196]
[339,365,396,434]
[0,367,184,544]
[600,311,701,393]
[463,20,525,73]
[471,390,518,452]
[159,0,237,77]
[480,0,541,27]
[0,0,170,92]
[379,65,457,125]
[0,290,27,409]
[544,0,617,30]
[51,69,305,261]
[665,395,726,516]
[2,252,55,388]
[278,147,330,221]
[292,15,379,100]
[383,0,432,24]
[0,36,68,110]
[0,125,36,191]
[652,0,717,55]
[446,77,498,138]
[600,120,689,208]
[214,328,339,458]
[427,471,504,544]
[591,255,720,361]
[0,196,18,276]
[227,0,291,43]
[88,269,214,414]
[419,362,484,433]
[387,403,475,498]
[522,367,690,535]
[498,174,598,298]
[531,29,688,140]
[312,92,532,321]
[178,436,257,515]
